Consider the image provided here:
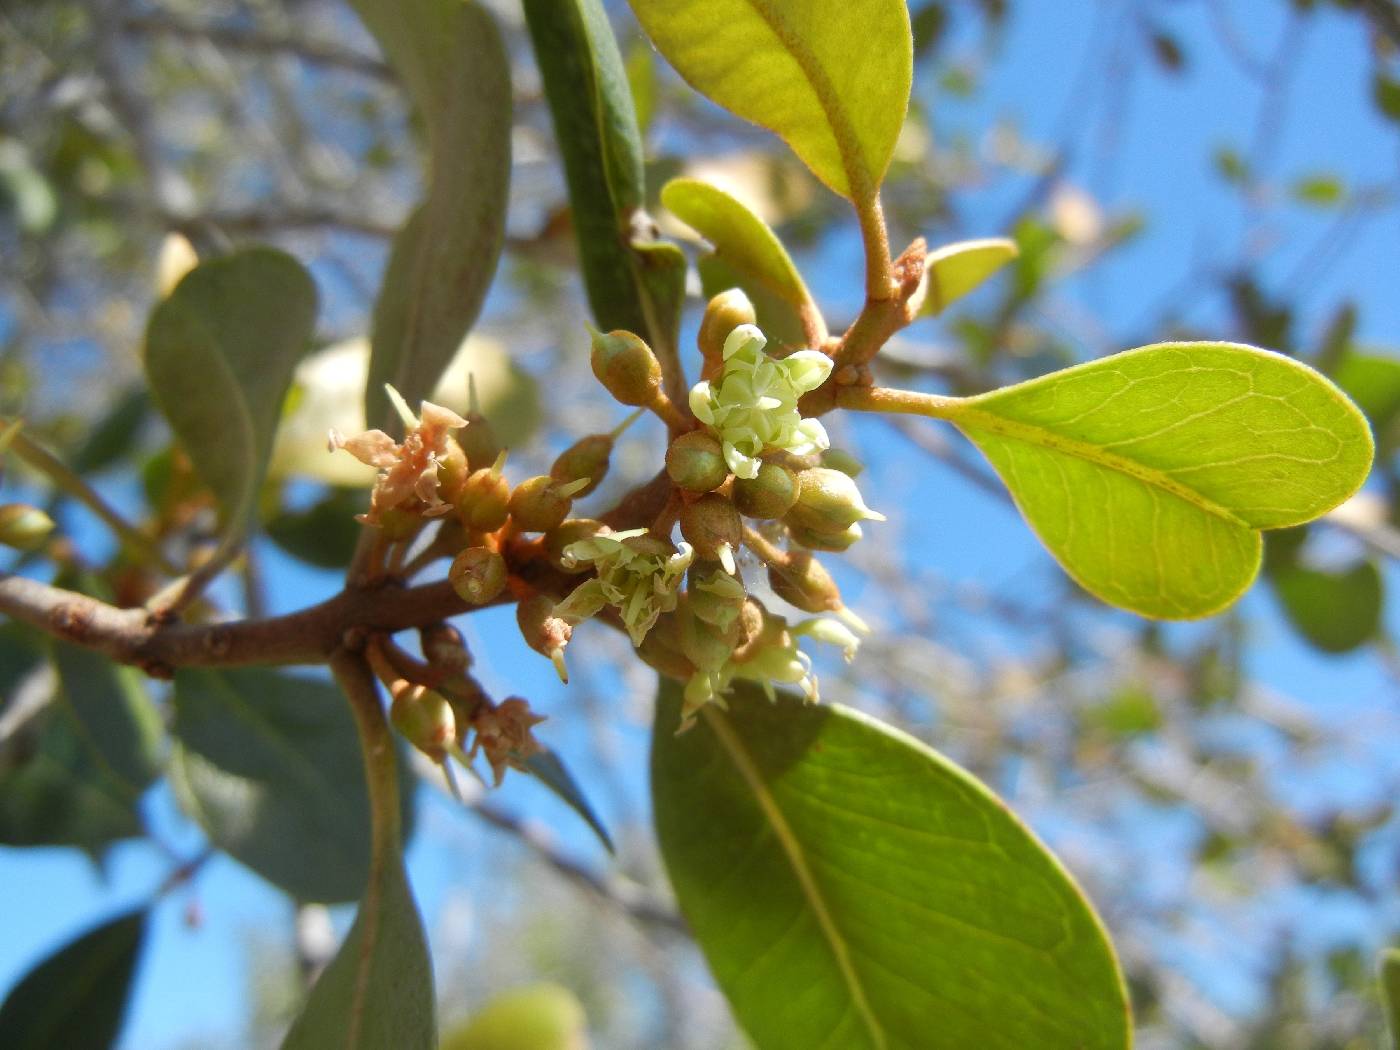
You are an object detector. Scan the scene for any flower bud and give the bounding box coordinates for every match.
[820,448,864,478]
[679,493,741,572]
[544,518,607,572]
[455,451,510,532]
[0,504,55,551]
[450,546,507,605]
[636,613,695,679]
[590,328,661,406]
[460,375,503,471]
[687,564,747,629]
[435,438,470,502]
[551,435,611,497]
[666,431,729,493]
[678,595,740,674]
[421,622,472,674]
[768,550,841,614]
[375,505,423,542]
[733,460,800,520]
[786,519,863,552]
[390,683,456,763]
[698,288,756,377]
[786,467,884,535]
[516,594,573,683]
[508,475,586,533]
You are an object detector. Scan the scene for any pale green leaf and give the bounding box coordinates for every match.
[170,669,416,904]
[354,0,511,428]
[143,248,318,533]
[1382,948,1400,1049]
[652,682,1130,1050]
[918,237,1019,316]
[661,177,812,310]
[441,984,589,1050]
[698,253,806,349]
[0,908,146,1050]
[281,848,435,1050]
[944,342,1374,619]
[629,0,913,201]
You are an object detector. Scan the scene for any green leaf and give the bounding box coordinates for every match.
[281,848,435,1050]
[441,984,589,1050]
[629,0,913,202]
[51,640,162,789]
[264,486,365,569]
[143,248,318,537]
[523,0,654,336]
[1332,351,1400,454]
[1291,173,1345,207]
[661,177,812,311]
[1382,948,1400,1049]
[352,0,512,428]
[944,342,1374,619]
[523,748,614,854]
[0,908,147,1050]
[652,682,1130,1050]
[170,668,416,903]
[918,237,1019,316]
[1267,542,1383,653]
[1374,72,1400,124]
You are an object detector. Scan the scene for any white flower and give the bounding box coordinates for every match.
[554,529,694,646]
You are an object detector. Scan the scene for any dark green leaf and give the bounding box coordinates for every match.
[1374,73,1400,124]
[523,748,614,854]
[143,248,318,540]
[652,682,1130,1049]
[353,0,512,429]
[169,668,415,903]
[69,388,150,475]
[1382,948,1400,1049]
[0,908,147,1050]
[1269,556,1383,654]
[264,486,365,569]
[281,849,435,1050]
[440,984,587,1050]
[51,640,162,789]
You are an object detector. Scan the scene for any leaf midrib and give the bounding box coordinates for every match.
[702,706,888,1050]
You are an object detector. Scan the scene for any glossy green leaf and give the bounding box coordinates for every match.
[353,0,511,429]
[441,984,589,1050]
[1382,948,1400,1049]
[629,0,913,202]
[170,668,415,903]
[1269,556,1383,654]
[652,682,1130,1050]
[661,177,812,310]
[281,848,435,1050]
[523,748,614,854]
[0,908,146,1050]
[524,0,650,336]
[944,342,1374,619]
[51,640,162,789]
[143,248,318,536]
[918,237,1019,316]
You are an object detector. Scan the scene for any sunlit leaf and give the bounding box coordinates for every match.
[0,908,146,1050]
[661,177,812,311]
[523,748,614,854]
[630,0,913,202]
[143,248,318,540]
[441,984,589,1050]
[352,0,511,429]
[652,682,1130,1050]
[943,343,1373,618]
[170,668,416,903]
[281,847,434,1050]
[918,237,1019,316]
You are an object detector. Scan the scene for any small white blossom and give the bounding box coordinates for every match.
[555,529,693,645]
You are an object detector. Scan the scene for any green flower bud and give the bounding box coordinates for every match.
[544,518,607,572]
[687,563,747,629]
[679,493,741,572]
[436,438,470,502]
[455,451,510,532]
[678,594,741,674]
[375,504,424,542]
[786,519,863,552]
[421,622,472,674]
[820,448,864,478]
[509,475,586,533]
[698,288,756,376]
[0,504,55,551]
[516,594,573,683]
[551,435,611,497]
[391,683,456,763]
[450,546,507,605]
[768,550,841,614]
[590,328,661,406]
[636,613,696,679]
[666,431,729,493]
[786,467,885,535]
[733,460,800,520]
[460,374,503,471]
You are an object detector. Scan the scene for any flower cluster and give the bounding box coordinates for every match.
[688,324,833,479]
[555,528,694,645]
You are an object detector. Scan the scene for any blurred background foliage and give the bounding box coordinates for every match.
[1,0,1399,1047]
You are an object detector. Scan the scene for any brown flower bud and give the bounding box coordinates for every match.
[733,460,800,520]
[450,546,507,605]
[551,435,611,497]
[666,431,729,493]
[679,493,741,570]
[390,683,456,763]
[590,329,661,406]
[786,467,884,535]
[698,288,756,377]
[508,475,583,533]
[421,622,472,674]
[0,504,55,551]
[768,550,842,614]
[636,612,696,679]
[375,504,423,542]
[516,594,573,683]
